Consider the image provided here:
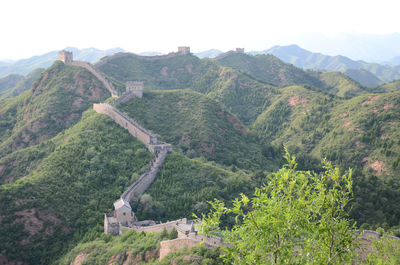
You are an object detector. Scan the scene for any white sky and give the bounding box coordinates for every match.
[1,0,399,60]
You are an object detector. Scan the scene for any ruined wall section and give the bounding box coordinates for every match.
[69,61,117,97]
[93,103,157,147]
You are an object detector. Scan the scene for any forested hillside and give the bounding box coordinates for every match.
[1,51,399,264]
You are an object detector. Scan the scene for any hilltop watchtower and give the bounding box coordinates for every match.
[178,46,190,55]
[236,48,245,53]
[58,50,73,63]
[126,81,144,98]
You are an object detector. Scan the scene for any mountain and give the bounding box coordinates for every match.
[0,47,124,78]
[0,61,110,158]
[0,74,23,95]
[215,52,324,88]
[295,32,400,63]
[262,44,399,86]
[0,68,44,98]
[215,52,368,98]
[118,90,280,171]
[194,49,223,58]
[343,69,383,88]
[95,52,279,124]
[316,71,366,98]
[1,49,400,264]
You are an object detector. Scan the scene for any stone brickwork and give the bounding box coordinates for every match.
[104,213,120,235]
[58,50,73,63]
[93,103,157,148]
[160,238,201,260]
[178,46,190,55]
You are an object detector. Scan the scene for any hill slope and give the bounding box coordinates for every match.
[118,90,280,171]
[0,74,23,95]
[215,52,324,87]
[96,53,279,125]
[264,44,400,84]
[0,61,110,158]
[0,68,44,98]
[0,109,250,264]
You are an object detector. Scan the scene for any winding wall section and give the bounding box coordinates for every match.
[68,61,117,97]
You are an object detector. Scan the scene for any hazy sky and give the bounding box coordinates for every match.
[1,0,399,60]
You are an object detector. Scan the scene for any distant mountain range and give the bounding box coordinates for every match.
[0,47,124,78]
[2,45,400,88]
[252,44,400,87]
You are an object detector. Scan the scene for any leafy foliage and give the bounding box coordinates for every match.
[198,152,357,264]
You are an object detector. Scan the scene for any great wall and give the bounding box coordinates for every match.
[59,49,222,259]
[58,49,400,260]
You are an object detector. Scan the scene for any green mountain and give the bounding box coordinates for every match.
[316,71,366,98]
[251,85,400,227]
[0,61,110,158]
[1,50,400,264]
[0,74,23,95]
[96,52,278,125]
[215,52,324,87]
[118,90,280,171]
[263,44,400,85]
[343,68,383,87]
[0,68,44,98]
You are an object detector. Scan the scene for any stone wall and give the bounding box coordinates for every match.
[113,91,136,106]
[121,149,168,202]
[93,103,157,148]
[133,218,188,234]
[68,61,117,97]
[159,238,201,260]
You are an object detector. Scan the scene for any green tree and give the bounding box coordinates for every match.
[197,150,357,264]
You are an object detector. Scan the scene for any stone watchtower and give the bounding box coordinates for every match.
[58,50,73,63]
[126,81,144,98]
[236,48,245,53]
[178,46,190,55]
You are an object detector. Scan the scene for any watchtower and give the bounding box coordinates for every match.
[236,48,245,53]
[58,50,73,63]
[178,46,190,55]
[126,81,144,98]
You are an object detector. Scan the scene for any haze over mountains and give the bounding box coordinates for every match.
[2,41,400,90]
